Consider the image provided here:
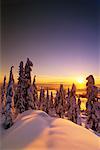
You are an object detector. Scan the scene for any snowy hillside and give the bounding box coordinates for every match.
[1,110,99,150]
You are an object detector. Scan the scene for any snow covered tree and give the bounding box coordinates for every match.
[54,90,60,115]
[39,88,46,111]
[39,88,46,112]
[76,103,82,125]
[14,61,26,113]
[4,66,14,129]
[67,84,81,125]
[66,88,70,111]
[14,88,26,114]
[54,84,66,118]
[45,88,54,115]
[1,76,6,117]
[47,91,54,116]
[67,84,76,122]
[77,96,81,110]
[85,75,99,132]
[86,101,100,132]
[56,102,64,118]
[92,101,100,133]
[54,90,59,107]
[18,61,25,85]
[24,58,35,110]
[26,84,34,110]
[45,88,49,114]
[25,58,33,84]
[14,58,34,113]
[50,91,54,109]
[86,75,98,114]
[32,75,38,110]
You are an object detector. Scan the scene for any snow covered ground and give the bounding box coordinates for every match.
[0,110,99,150]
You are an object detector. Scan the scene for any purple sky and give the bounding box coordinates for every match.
[1,0,100,83]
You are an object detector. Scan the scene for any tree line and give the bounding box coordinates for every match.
[1,58,100,133]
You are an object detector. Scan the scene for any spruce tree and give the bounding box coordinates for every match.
[78,96,81,110]
[39,88,46,111]
[85,75,99,132]
[54,85,66,118]
[25,58,33,83]
[32,75,38,110]
[50,91,54,109]
[4,66,14,129]
[70,84,77,123]
[48,91,54,116]
[67,84,81,125]
[66,88,70,112]
[45,88,49,114]
[24,58,34,110]
[76,103,82,125]
[14,61,26,113]
[1,76,6,119]
[54,90,60,115]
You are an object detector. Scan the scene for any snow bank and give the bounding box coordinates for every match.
[1,110,99,150]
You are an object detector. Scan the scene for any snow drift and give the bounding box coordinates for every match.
[1,110,99,150]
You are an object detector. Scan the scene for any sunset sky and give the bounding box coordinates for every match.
[1,0,100,85]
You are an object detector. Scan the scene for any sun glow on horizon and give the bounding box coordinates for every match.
[77,77,84,84]
[75,76,86,89]
[0,72,100,89]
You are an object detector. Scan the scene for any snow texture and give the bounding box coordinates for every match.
[1,110,99,150]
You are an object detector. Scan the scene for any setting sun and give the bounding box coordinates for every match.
[75,76,86,89]
[77,77,84,84]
